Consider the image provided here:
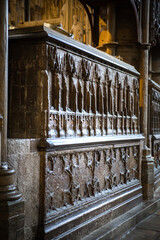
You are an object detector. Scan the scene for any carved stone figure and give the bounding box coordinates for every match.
[70,15,83,42]
[50,1,59,19]
[61,0,66,30]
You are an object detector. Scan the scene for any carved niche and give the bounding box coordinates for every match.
[153,142,160,169]
[150,88,160,134]
[47,45,140,139]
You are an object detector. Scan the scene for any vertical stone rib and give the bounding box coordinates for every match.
[0,0,8,162]
[139,0,150,143]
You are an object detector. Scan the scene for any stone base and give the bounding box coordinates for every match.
[44,181,142,240]
[141,147,154,200]
[83,187,160,240]
[7,139,41,240]
[0,199,24,240]
[154,169,160,191]
[0,163,24,240]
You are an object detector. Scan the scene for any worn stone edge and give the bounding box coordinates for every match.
[9,25,140,76]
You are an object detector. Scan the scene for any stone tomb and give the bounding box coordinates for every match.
[9,25,144,239]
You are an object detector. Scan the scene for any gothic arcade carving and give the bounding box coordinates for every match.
[150,87,160,135]
[47,46,140,139]
[46,144,140,213]
[9,32,140,139]
[148,80,160,171]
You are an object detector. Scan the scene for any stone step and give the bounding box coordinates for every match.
[45,182,142,240]
[82,190,160,240]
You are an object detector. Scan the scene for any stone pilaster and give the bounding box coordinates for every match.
[141,147,154,200]
[139,43,150,143]
[0,115,2,165]
[139,0,150,145]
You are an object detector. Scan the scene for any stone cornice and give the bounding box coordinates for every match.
[148,78,160,91]
[39,134,145,151]
[9,24,140,76]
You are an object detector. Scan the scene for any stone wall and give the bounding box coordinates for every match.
[7,139,40,240]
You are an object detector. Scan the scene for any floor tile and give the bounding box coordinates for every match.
[122,228,158,240]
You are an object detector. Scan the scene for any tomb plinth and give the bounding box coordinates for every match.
[9,25,145,239]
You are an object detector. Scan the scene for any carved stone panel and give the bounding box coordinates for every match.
[9,28,140,139]
[47,45,140,139]
[9,43,48,138]
[45,143,140,214]
[153,141,160,169]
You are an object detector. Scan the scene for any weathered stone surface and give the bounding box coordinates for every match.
[7,139,30,155]
[7,139,40,240]
[141,147,154,200]
[45,143,141,212]
[122,207,160,240]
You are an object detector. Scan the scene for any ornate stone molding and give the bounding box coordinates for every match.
[140,43,151,50]
[150,0,160,45]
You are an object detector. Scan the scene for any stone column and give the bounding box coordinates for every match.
[139,0,150,144]
[0,0,8,163]
[0,1,24,239]
[0,115,2,165]
[139,43,150,143]
[139,0,155,200]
